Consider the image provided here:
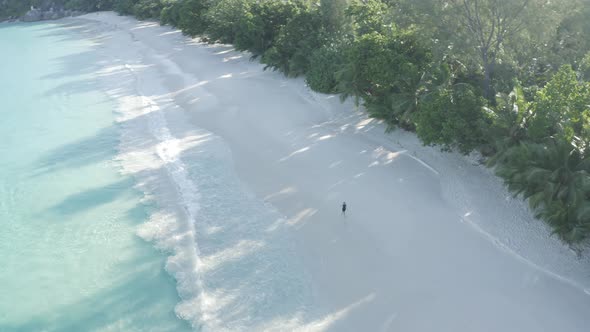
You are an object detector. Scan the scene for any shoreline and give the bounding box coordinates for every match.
[0,20,192,331]
[53,12,590,331]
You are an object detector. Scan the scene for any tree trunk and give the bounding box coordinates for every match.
[482,49,493,102]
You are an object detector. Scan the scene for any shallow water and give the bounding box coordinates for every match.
[0,22,191,331]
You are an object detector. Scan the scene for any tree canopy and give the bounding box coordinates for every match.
[3,0,590,246]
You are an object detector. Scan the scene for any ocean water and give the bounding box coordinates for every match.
[0,22,191,331]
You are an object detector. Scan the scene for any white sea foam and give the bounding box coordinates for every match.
[89,18,312,331]
[88,23,211,328]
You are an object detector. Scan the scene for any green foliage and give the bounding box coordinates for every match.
[306,42,346,93]
[64,0,113,11]
[493,139,590,245]
[176,0,210,37]
[114,0,136,14]
[132,0,164,19]
[233,0,302,56]
[491,62,518,96]
[205,0,251,44]
[261,6,327,77]
[0,0,113,19]
[159,0,181,26]
[345,0,389,36]
[0,0,31,19]
[319,0,349,34]
[337,30,431,128]
[528,65,590,143]
[489,66,590,245]
[414,84,489,153]
[554,5,590,66]
[518,58,554,89]
[488,82,532,152]
[578,52,590,82]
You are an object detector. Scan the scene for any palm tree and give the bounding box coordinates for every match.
[494,139,590,245]
[482,81,534,158]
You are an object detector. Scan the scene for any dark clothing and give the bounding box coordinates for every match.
[342,203,347,214]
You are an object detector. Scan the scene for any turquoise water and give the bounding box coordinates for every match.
[0,22,191,331]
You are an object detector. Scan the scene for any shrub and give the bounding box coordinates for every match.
[177,0,210,37]
[160,0,182,26]
[205,0,250,44]
[306,42,346,93]
[337,31,430,128]
[528,65,590,143]
[114,0,136,15]
[233,0,302,56]
[0,0,31,20]
[414,84,489,153]
[493,139,590,245]
[64,0,114,11]
[345,0,389,36]
[261,8,327,77]
[133,0,164,20]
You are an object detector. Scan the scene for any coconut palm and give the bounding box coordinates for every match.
[494,139,590,244]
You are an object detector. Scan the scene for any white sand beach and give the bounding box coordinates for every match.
[63,12,590,331]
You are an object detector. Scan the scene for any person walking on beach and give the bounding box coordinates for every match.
[342,202,347,216]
